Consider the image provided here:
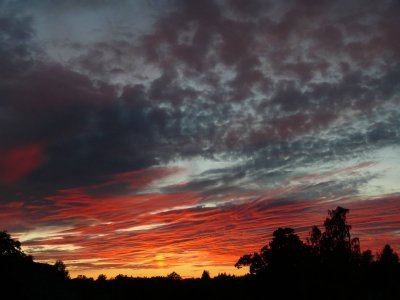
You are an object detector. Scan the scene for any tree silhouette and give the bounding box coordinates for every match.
[235,227,307,275]
[378,244,399,266]
[310,206,361,266]
[0,230,30,259]
[265,227,307,271]
[360,249,373,266]
[97,274,107,282]
[308,225,322,251]
[0,230,75,299]
[167,271,182,280]
[0,230,33,282]
[235,252,265,275]
[76,274,94,281]
[236,207,370,278]
[201,270,211,280]
[320,207,352,252]
[54,259,70,279]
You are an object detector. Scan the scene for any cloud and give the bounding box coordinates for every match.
[0,144,44,185]
[1,0,400,277]
[7,192,400,274]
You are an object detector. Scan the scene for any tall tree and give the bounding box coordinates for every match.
[316,206,361,265]
[54,260,70,279]
[321,207,352,253]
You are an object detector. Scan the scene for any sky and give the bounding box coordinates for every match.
[1,0,400,278]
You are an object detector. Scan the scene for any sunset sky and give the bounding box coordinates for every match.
[1,0,400,278]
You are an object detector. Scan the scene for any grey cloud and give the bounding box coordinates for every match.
[1,0,400,204]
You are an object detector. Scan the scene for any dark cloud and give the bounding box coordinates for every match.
[1,0,399,193]
[5,0,131,12]
[0,14,157,199]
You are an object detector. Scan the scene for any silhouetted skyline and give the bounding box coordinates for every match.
[2,208,400,299]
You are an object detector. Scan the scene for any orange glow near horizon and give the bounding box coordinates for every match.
[67,264,249,279]
[3,181,399,279]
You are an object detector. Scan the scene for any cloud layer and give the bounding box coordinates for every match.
[1,0,399,277]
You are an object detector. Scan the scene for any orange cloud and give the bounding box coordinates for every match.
[9,189,399,278]
[3,165,398,278]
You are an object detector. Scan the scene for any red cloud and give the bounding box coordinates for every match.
[0,144,44,185]
[3,165,398,276]
[12,189,400,277]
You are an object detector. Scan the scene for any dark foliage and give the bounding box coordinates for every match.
[1,207,400,299]
[201,270,210,280]
[235,207,400,299]
[0,231,28,258]
[0,230,70,299]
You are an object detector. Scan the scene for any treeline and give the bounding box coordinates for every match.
[236,207,399,274]
[235,206,400,299]
[1,207,399,299]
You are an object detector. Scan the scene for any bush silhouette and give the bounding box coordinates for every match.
[167,271,182,280]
